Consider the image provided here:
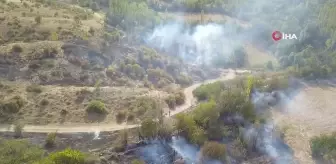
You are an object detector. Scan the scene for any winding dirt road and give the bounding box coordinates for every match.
[0,69,245,133]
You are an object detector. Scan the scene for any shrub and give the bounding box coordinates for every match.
[127,113,135,122]
[190,126,207,145]
[86,100,107,114]
[193,81,223,101]
[175,91,186,105]
[26,84,42,93]
[1,95,25,113]
[0,139,45,164]
[13,123,24,138]
[11,44,23,53]
[140,118,158,139]
[45,132,56,148]
[230,138,247,159]
[165,95,176,110]
[193,100,218,128]
[116,111,126,123]
[35,15,41,24]
[88,27,94,36]
[40,99,49,106]
[131,159,145,164]
[48,148,85,164]
[311,133,336,162]
[201,141,227,162]
[132,97,159,117]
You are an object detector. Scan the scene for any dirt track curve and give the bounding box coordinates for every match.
[0,69,248,133]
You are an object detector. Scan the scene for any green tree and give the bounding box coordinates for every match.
[140,118,158,139]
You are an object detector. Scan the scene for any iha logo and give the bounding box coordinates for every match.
[272,31,297,41]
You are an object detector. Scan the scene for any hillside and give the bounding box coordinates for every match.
[1,0,336,164]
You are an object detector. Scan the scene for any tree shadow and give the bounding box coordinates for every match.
[85,113,107,123]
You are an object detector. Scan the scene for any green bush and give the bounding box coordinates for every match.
[193,81,224,101]
[1,95,25,113]
[311,133,336,163]
[26,84,43,93]
[201,141,227,162]
[11,44,23,53]
[131,97,159,117]
[140,118,158,139]
[45,132,57,148]
[0,139,45,164]
[174,91,186,105]
[86,100,107,114]
[165,95,176,110]
[13,123,24,138]
[193,100,218,128]
[48,148,85,164]
[131,159,145,164]
[35,15,41,24]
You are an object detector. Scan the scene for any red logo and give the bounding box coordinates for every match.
[272,31,282,41]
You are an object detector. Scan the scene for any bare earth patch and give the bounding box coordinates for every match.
[272,84,336,164]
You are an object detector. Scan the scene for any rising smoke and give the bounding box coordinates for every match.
[136,0,315,163]
[145,20,244,66]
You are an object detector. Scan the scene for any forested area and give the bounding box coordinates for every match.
[76,0,336,78]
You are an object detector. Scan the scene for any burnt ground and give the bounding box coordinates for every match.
[0,128,141,164]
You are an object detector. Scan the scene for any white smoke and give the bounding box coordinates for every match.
[145,21,243,66]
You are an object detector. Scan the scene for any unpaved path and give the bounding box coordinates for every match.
[272,82,336,164]
[0,69,246,133]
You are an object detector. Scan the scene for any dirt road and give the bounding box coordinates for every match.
[0,69,243,133]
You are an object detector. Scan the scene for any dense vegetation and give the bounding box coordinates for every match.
[0,138,97,164]
[237,0,336,79]
[311,133,336,163]
[140,73,290,162]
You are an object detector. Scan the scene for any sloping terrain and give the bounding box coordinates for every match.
[0,81,171,125]
[272,82,336,164]
[0,69,243,133]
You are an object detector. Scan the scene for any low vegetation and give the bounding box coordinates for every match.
[0,138,97,164]
[86,100,107,114]
[311,133,336,163]
[139,73,290,161]
[45,132,57,148]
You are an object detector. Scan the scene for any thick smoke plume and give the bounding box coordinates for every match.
[145,21,243,66]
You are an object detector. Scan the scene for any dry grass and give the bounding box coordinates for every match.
[272,84,336,164]
[0,81,170,125]
[0,41,64,59]
[0,0,104,44]
[244,44,278,67]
